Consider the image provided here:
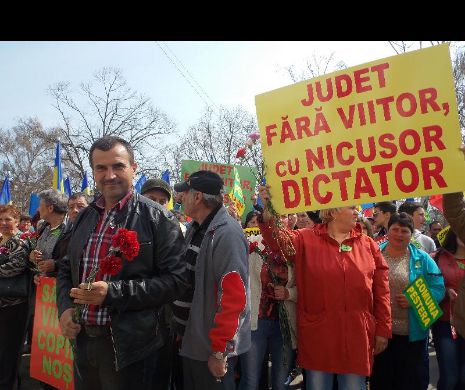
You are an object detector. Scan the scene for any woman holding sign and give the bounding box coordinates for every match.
[371,212,445,390]
[258,185,391,390]
[431,228,465,390]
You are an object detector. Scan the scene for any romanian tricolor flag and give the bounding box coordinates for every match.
[0,175,11,205]
[52,141,64,193]
[228,167,246,217]
[81,172,90,195]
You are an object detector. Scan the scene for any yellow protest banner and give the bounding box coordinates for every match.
[255,44,464,213]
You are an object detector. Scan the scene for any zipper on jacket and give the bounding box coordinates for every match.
[109,315,119,371]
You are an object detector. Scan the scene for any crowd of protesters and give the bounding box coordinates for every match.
[1,136,465,390]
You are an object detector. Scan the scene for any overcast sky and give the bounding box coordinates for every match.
[0,41,453,136]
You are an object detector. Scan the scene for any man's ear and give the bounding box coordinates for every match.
[131,162,138,176]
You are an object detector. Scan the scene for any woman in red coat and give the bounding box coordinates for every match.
[258,186,391,390]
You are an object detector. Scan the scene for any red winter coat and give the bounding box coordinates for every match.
[259,221,391,376]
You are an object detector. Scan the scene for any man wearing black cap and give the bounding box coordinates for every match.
[173,170,250,390]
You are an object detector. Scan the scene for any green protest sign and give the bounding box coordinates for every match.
[180,160,258,223]
[404,275,443,330]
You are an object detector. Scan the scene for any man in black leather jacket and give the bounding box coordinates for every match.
[56,136,188,390]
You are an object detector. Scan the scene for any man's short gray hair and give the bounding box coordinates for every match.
[190,188,224,209]
[38,189,68,215]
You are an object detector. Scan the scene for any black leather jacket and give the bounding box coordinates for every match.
[56,192,188,370]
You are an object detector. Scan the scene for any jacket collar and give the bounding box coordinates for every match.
[88,192,139,228]
[206,206,231,233]
[379,241,421,259]
[313,222,363,241]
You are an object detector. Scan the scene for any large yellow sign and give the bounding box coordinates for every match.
[256,44,464,213]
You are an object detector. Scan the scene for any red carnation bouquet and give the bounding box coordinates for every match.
[20,231,39,249]
[248,237,293,367]
[73,228,140,324]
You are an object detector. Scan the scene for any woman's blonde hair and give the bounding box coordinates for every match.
[319,207,343,224]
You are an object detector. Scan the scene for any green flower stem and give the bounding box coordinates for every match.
[72,262,99,324]
[253,247,292,367]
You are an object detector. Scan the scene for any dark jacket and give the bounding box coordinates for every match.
[56,192,188,370]
[52,219,74,271]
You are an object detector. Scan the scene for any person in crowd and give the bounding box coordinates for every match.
[371,212,445,390]
[429,221,443,249]
[173,170,250,390]
[140,177,185,390]
[50,192,91,270]
[30,211,41,231]
[398,202,436,254]
[141,178,172,208]
[444,191,465,342]
[295,212,314,229]
[141,177,187,237]
[0,204,30,389]
[431,228,465,389]
[287,213,297,230]
[307,210,322,225]
[56,136,188,389]
[19,214,33,233]
[67,193,91,224]
[258,185,391,390]
[29,189,69,279]
[25,188,69,364]
[373,201,397,239]
[238,213,297,390]
[244,210,260,229]
[358,216,374,238]
[443,144,465,342]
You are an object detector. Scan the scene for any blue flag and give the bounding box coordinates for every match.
[29,193,40,216]
[64,177,72,197]
[161,170,170,185]
[81,172,90,195]
[52,141,64,193]
[0,175,11,205]
[134,174,147,194]
[361,203,374,210]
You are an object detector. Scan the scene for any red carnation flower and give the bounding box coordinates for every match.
[249,241,259,254]
[120,239,140,261]
[111,228,129,249]
[0,247,9,255]
[20,232,31,240]
[111,228,140,261]
[100,255,123,276]
[236,147,247,159]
